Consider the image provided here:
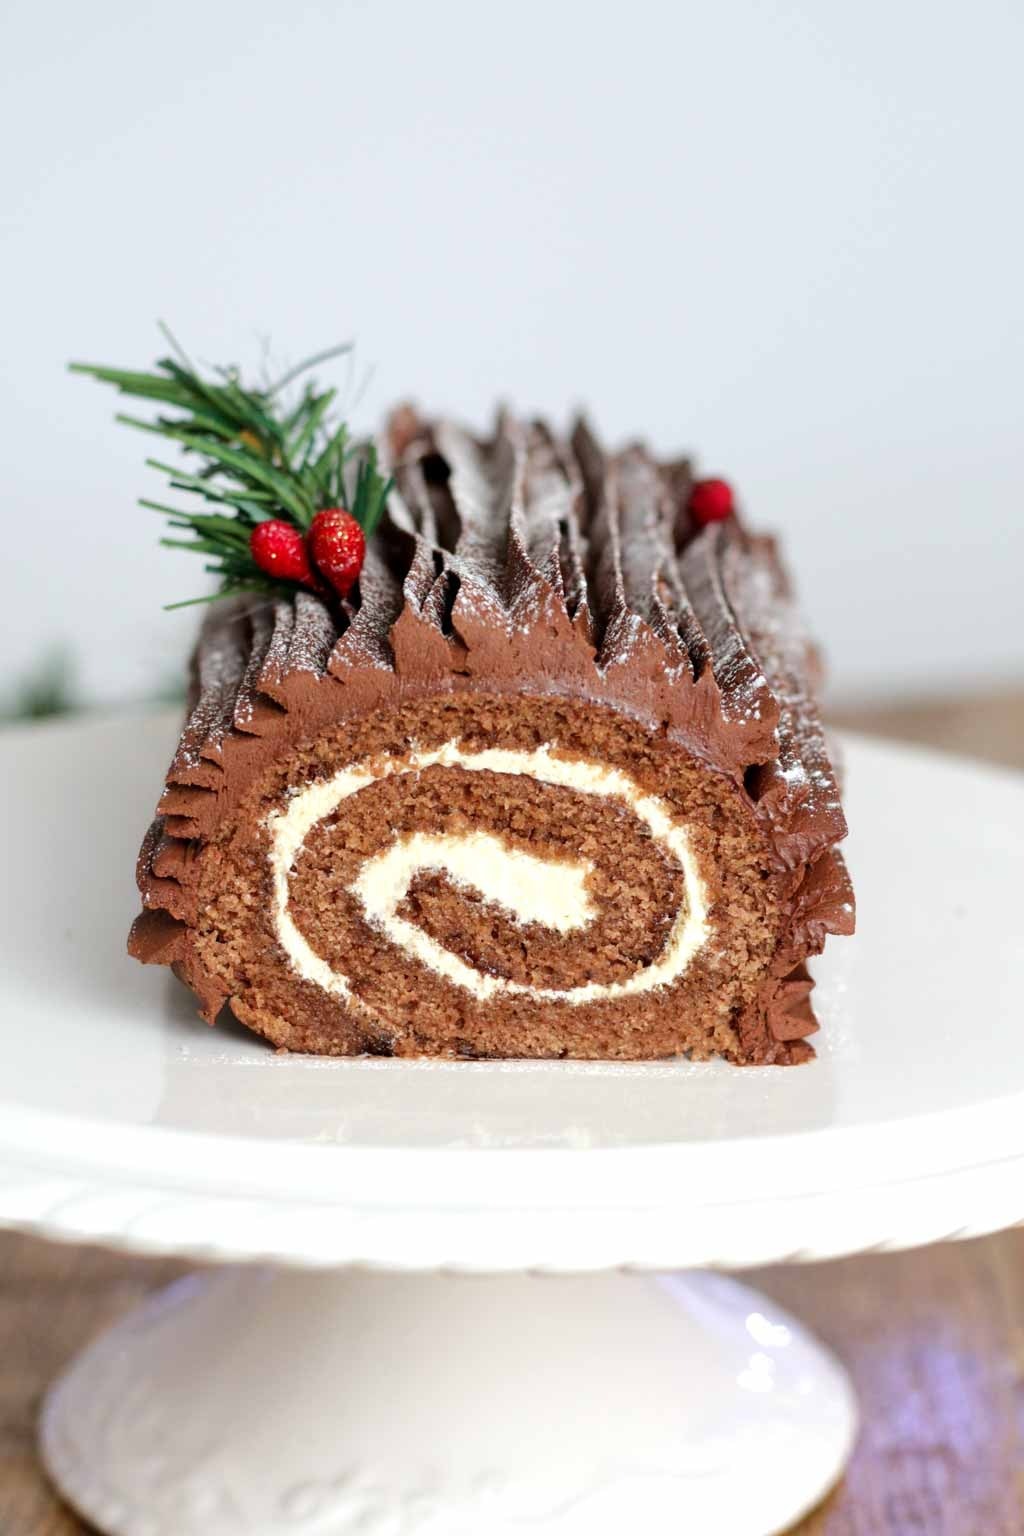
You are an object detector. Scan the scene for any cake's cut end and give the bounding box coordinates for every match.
[130,409,854,1064]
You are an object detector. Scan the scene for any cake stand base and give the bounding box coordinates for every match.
[40,1266,855,1536]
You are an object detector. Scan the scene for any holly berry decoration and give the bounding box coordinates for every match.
[308,508,366,599]
[70,327,392,609]
[688,477,735,527]
[250,519,317,587]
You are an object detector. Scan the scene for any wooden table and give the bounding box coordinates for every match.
[3,689,1023,1534]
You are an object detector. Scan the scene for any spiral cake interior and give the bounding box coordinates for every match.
[190,695,786,1061]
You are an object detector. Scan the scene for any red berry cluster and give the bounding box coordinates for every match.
[249,508,366,599]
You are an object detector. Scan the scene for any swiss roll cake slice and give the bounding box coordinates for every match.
[131,411,853,1063]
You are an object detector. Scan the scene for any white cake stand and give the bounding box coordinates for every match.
[2,712,1023,1536]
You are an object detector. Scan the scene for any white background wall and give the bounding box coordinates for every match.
[3,0,1022,707]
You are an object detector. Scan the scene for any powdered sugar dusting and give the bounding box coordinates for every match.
[171,605,250,777]
[287,591,339,675]
[679,528,778,731]
[168,409,845,853]
[722,534,845,849]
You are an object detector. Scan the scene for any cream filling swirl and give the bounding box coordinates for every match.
[266,741,712,1004]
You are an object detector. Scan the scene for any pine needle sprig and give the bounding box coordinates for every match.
[352,445,391,537]
[70,335,393,608]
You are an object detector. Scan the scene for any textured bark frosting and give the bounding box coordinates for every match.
[131,407,854,1061]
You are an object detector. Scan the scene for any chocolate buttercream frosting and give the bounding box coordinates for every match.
[130,408,854,1064]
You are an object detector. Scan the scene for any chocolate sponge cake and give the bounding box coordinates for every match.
[129,410,853,1064]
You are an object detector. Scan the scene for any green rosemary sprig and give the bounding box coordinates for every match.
[70,332,393,608]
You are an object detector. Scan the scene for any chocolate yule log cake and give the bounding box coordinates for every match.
[78,343,853,1063]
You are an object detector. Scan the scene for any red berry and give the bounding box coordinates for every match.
[250,519,315,585]
[688,478,735,526]
[308,508,366,599]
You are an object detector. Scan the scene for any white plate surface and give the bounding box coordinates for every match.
[1,710,1022,1271]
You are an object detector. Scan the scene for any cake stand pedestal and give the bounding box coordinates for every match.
[39,1266,855,1536]
[2,715,1023,1536]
